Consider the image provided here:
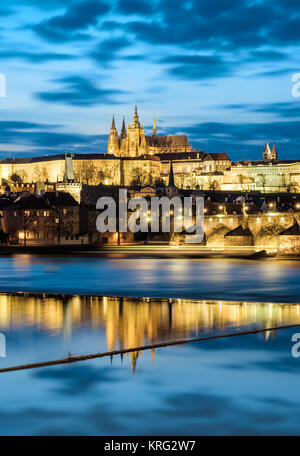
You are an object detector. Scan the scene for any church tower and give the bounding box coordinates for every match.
[271,143,277,161]
[125,105,147,157]
[263,141,277,162]
[263,141,272,162]
[107,116,119,155]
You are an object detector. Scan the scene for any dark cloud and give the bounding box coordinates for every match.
[249,49,288,62]
[0,50,76,63]
[34,0,111,42]
[90,37,131,64]
[0,119,106,157]
[116,0,155,15]
[161,54,232,80]
[36,76,126,106]
[169,118,300,161]
[11,0,74,9]
[226,101,300,118]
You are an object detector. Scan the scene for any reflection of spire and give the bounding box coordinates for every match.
[130,351,138,372]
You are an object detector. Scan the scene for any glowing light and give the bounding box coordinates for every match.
[104,179,109,185]
[19,232,24,240]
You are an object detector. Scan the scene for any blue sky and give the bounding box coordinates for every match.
[0,0,300,161]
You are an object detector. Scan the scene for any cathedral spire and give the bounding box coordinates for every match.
[132,104,140,128]
[152,117,157,138]
[111,115,116,130]
[120,116,127,139]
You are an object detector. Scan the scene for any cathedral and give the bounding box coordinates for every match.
[107,105,193,157]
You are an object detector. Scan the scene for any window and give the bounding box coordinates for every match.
[24,210,30,217]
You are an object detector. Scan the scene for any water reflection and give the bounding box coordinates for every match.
[0,293,300,370]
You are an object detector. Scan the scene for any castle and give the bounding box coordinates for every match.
[108,105,192,157]
[0,106,299,194]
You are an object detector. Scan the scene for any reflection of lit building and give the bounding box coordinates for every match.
[1,293,300,369]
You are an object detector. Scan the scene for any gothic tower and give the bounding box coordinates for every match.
[125,105,147,157]
[107,116,119,155]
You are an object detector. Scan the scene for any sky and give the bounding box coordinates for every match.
[0,0,299,161]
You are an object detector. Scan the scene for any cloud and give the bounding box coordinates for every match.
[116,0,155,15]
[168,118,300,161]
[0,50,76,63]
[34,0,111,42]
[225,101,300,118]
[90,37,131,64]
[36,76,126,106]
[0,119,106,156]
[161,54,232,80]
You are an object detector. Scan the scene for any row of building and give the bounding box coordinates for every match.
[0,106,300,194]
[1,180,300,255]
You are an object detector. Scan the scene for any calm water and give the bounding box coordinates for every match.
[0,255,300,301]
[0,256,300,435]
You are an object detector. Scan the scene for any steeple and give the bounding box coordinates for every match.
[107,115,119,155]
[272,142,277,160]
[120,116,127,139]
[132,104,140,128]
[111,115,116,130]
[152,117,157,138]
[169,161,175,187]
[263,141,272,162]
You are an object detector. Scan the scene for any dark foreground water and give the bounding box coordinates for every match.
[0,256,300,435]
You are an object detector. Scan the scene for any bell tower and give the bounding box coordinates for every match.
[126,105,146,157]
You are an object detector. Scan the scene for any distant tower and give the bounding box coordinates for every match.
[120,116,127,139]
[169,161,175,187]
[263,141,272,162]
[107,116,119,155]
[271,143,277,161]
[132,104,140,128]
[152,117,157,139]
[165,161,179,198]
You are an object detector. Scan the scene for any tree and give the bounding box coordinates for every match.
[52,203,74,245]
[10,174,22,186]
[19,210,38,246]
